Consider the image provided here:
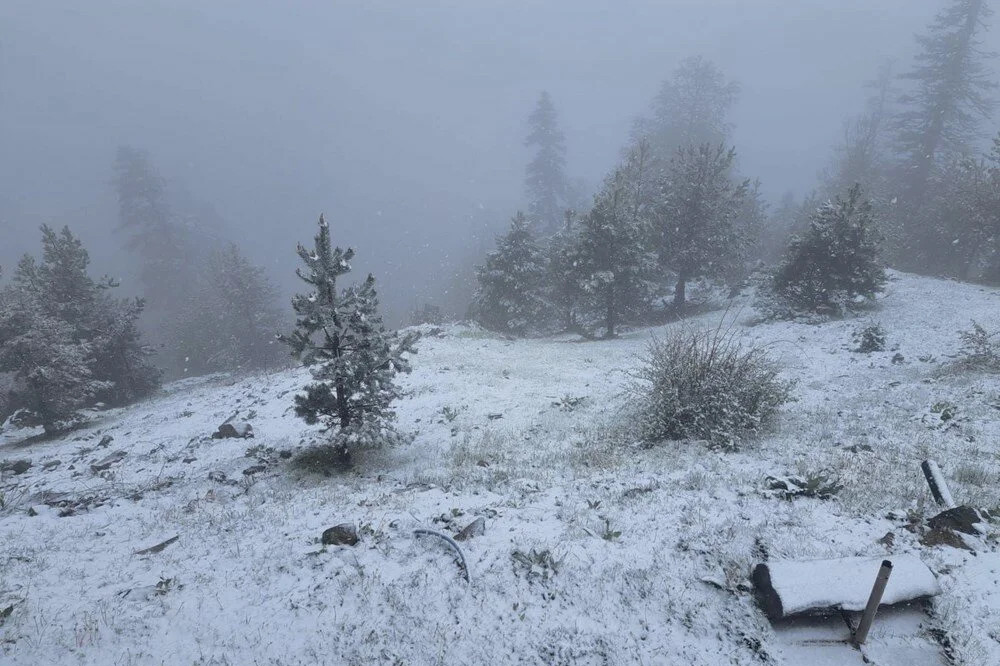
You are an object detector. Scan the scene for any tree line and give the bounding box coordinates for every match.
[474,0,1000,335]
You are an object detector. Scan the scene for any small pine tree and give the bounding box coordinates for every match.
[282,215,418,457]
[772,185,887,315]
[472,212,548,335]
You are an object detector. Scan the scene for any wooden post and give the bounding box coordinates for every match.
[921,460,956,508]
[852,560,893,646]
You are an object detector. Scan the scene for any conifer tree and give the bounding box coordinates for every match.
[525,92,569,235]
[282,215,418,456]
[0,258,109,434]
[635,56,740,163]
[576,143,657,338]
[653,144,750,308]
[113,147,196,317]
[472,212,548,335]
[772,185,887,314]
[894,0,996,202]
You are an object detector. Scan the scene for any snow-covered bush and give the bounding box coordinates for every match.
[628,327,792,449]
[958,321,1000,372]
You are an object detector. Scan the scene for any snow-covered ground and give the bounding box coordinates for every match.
[1,271,999,665]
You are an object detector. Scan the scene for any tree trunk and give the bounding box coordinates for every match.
[604,288,617,339]
[673,276,687,310]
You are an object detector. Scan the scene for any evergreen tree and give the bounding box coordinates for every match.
[894,0,996,201]
[472,212,548,335]
[653,144,751,308]
[113,146,196,315]
[525,92,569,235]
[0,260,109,434]
[282,215,418,456]
[772,185,887,314]
[634,56,740,163]
[576,143,658,338]
[202,244,285,371]
[24,225,160,406]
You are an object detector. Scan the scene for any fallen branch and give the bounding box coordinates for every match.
[413,528,470,583]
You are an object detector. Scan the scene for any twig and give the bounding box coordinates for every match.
[413,528,470,583]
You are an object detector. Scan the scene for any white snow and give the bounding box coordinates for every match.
[761,555,940,617]
[0,270,998,665]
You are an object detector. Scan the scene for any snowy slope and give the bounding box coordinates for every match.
[1,270,999,665]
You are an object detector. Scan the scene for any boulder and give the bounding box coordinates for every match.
[928,505,985,536]
[1,459,32,475]
[321,523,359,546]
[91,451,127,472]
[454,516,486,542]
[213,422,254,439]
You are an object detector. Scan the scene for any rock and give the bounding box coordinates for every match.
[928,505,985,536]
[242,465,266,476]
[207,471,228,483]
[91,451,127,472]
[1,459,32,475]
[98,435,114,448]
[213,422,254,439]
[487,413,503,421]
[321,523,359,546]
[41,459,61,471]
[182,457,197,464]
[921,527,972,550]
[454,516,486,542]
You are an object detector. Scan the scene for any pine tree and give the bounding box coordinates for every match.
[204,244,285,371]
[113,147,196,316]
[472,212,548,335]
[894,0,996,201]
[772,185,887,314]
[26,225,160,406]
[635,56,740,163]
[0,261,109,434]
[282,215,418,456]
[525,92,569,235]
[653,144,750,308]
[576,143,657,338]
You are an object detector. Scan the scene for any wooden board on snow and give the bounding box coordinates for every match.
[753,555,940,621]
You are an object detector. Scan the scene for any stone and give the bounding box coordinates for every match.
[454,516,486,542]
[242,465,266,476]
[928,505,985,536]
[321,523,359,546]
[1,459,32,475]
[41,459,61,471]
[207,471,228,483]
[213,422,254,439]
[98,435,114,448]
[91,451,127,472]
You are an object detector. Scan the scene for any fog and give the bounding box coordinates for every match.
[0,0,966,322]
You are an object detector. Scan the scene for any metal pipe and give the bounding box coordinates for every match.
[921,459,956,508]
[853,559,893,646]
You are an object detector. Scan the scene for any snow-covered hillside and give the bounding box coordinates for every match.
[2,271,999,665]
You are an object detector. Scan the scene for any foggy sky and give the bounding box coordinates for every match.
[0,1,985,322]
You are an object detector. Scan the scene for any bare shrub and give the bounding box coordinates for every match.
[958,321,1000,372]
[628,327,793,449]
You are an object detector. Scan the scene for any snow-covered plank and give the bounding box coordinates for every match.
[753,555,940,620]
